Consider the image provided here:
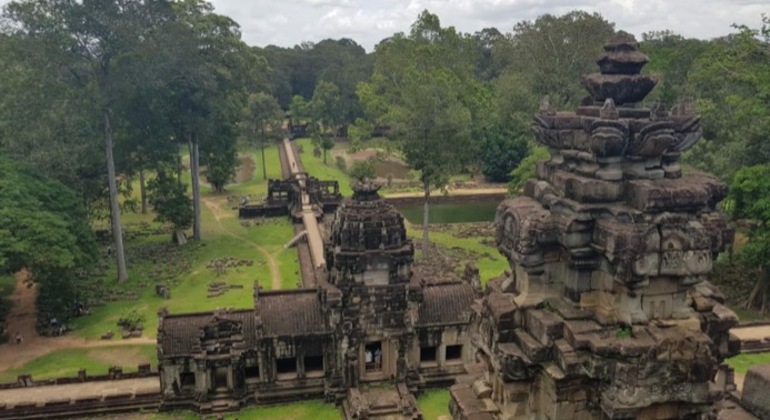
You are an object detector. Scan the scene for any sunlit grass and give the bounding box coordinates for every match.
[418,389,451,419]
[407,224,507,285]
[727,352,770,374]
[0,345,157,383]
[150,400,341,420]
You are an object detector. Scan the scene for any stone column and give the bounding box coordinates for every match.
[438,344,446,368]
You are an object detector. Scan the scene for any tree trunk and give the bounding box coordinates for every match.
[103,110,128,282]
[190,134,202,241]
[422,181,431,257]
[260,125,267,180]
[139,169,147,214]
[323,148,327,164]
[177,151,182,185]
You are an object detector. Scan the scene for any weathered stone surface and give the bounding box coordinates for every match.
[453,33,746,420]
[741,365,770,420]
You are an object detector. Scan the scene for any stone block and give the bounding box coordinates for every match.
[472,380,492,399]
[526,309,564,345]
[741,365,770,420]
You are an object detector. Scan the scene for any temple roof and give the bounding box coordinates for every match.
[257,289,329,337]
[417,282,476,326]
[159,309,257,357]
[329,181,410,253]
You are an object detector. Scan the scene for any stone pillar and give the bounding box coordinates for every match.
[438,344,446,368]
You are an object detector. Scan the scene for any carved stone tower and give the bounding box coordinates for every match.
[325,182,420,389]
[451,34,739,420]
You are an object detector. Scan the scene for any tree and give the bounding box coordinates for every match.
[347,118,373,152]
[0,33,110,220]
[4,0,175,282]
[308,122,335,164]
[509,145,550,194]
[147,164,193,244]
[730,165,770,314]
[480,124,529,182]
[499,11,615,107]
[685,17,770,180]
[639,31,708,105]
[349,158,378,181]
[360,11,479,252]
[0,154,97,325]
[289,95,311,123]
[162,0,247,240]
[201,97,240,193]
[245,93,283,179]
[311,80,345,135]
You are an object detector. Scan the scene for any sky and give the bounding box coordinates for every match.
[209,0,768,51]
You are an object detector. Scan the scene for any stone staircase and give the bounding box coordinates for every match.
[342,383,421,419]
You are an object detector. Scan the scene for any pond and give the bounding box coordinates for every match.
[396,201,499,224]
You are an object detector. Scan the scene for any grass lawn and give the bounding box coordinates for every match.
[408,224,508,285]
[418,389,451,419]
[70,145,299,341]
[0,344,157,382]
[726,352,770,374]
[150,400,341,420]
[294,138,353,196]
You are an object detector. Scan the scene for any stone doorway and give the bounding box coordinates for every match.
[213,367,228,390]
[365,341,383,372]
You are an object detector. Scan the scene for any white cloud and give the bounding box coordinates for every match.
[0,0,765,50]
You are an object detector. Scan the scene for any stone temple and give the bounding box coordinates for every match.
[154,34,770,420]
[158,182,480,417]
[450,34,744,420]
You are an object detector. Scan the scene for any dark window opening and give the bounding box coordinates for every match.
[214,368,228,389]
[420,346,437,363]
[276,357,297,375]
[244,366,260,379]
[446,345,463,361]
[304,355,324,373]
[365,342,383,371]
[180,372,195,388]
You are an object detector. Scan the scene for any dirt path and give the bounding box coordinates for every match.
[202,197,281,290]
[0,272,155,372]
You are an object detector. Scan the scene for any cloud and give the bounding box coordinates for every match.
[0,0,763,51]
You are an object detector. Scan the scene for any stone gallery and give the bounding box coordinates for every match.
[155,34,770,419]
[158,182,480,417]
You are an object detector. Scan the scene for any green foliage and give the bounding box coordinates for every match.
[685,17,770,180]
[616,327,632,339]
[117,308,146,331]
[362,11,479,196]
[347,118,372,152]
[0,155,97,323]
[729,164,770,313]
[349,158,378,182]
[201,102,240,193]
[509,146,550,193]
[147,167,193,232]
[289,95,311,122]
[500,11,615,107]
[335,156,347,172]
[311,80,345,134]
[480,124,529,182]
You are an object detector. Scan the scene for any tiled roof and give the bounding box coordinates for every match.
[417,282,475,326]
[258,289,329,337]
[159,309,256,357]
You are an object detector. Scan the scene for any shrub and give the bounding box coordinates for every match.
[335,156,347,172]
